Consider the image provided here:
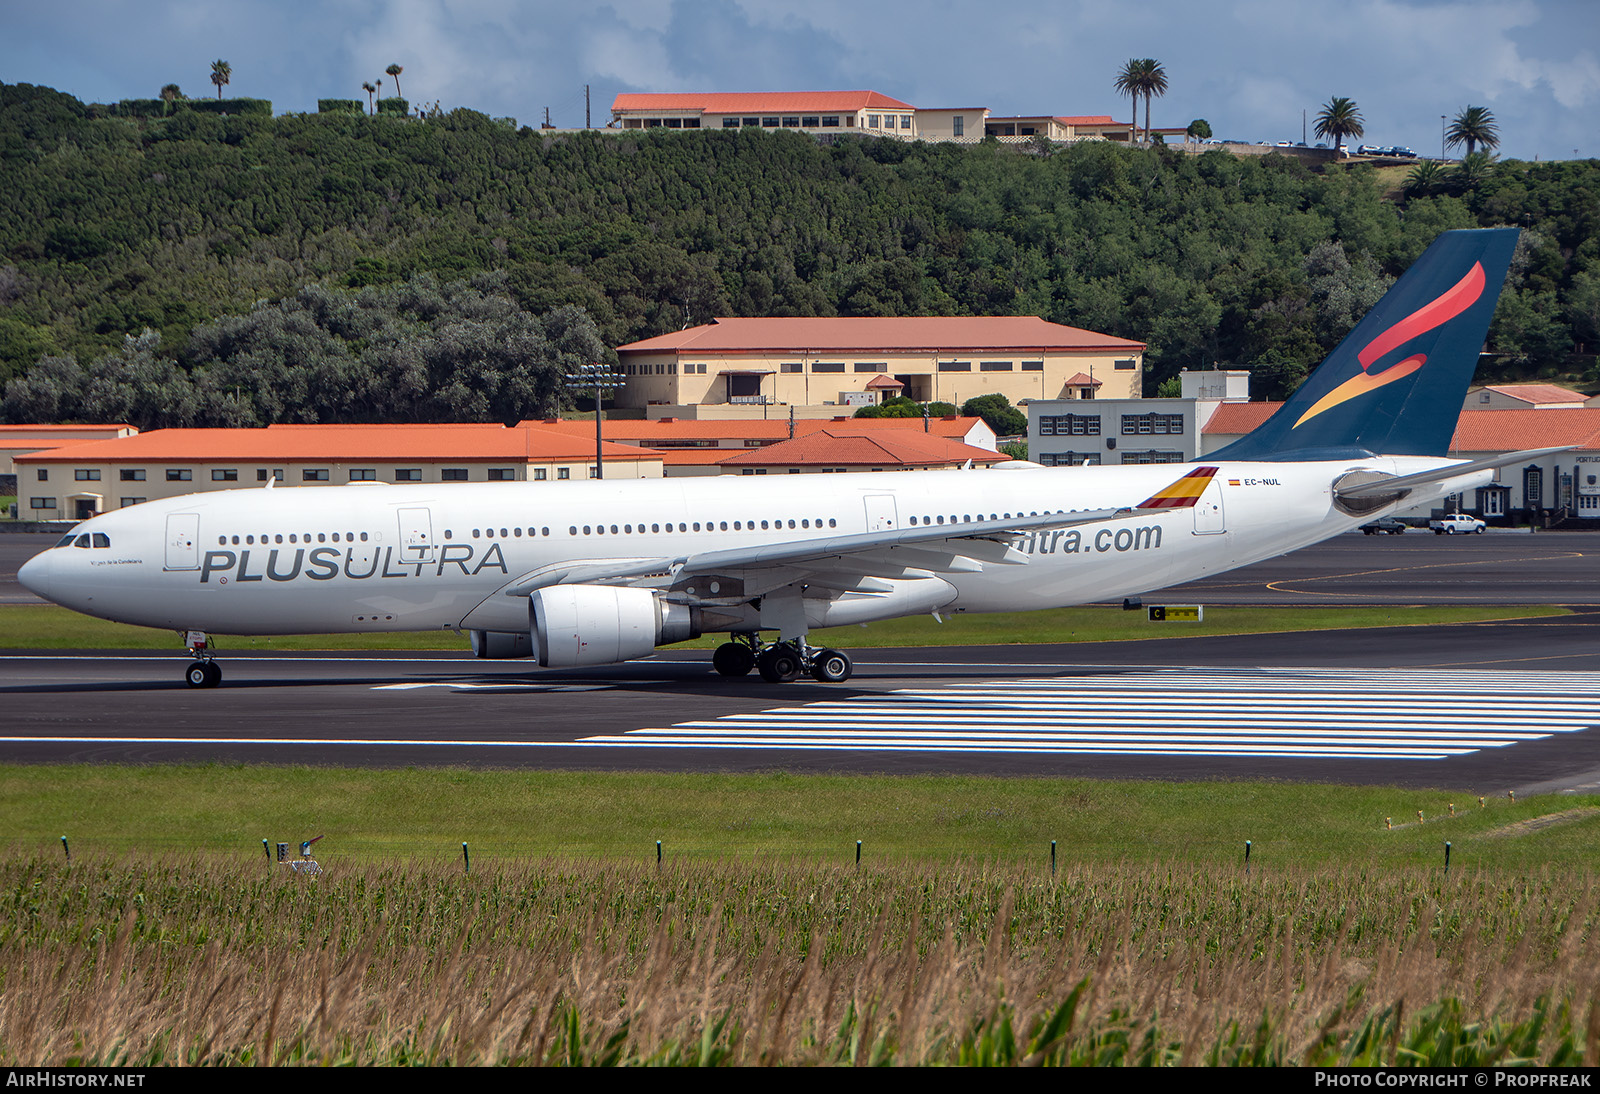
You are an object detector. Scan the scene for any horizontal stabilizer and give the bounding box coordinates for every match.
[1334,447,1574,500]
[1137,467,1219,509]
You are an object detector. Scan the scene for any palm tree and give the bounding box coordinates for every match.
[209,59,231,100]
[1313,96,1364,157]
[1114,58,1168,143]
[1405,159,1444,197]
[362,81,377,113]
[385,64,404,99]
[1114,60,1144,142]
[1446,106,1499,157]
[1455,150,1497,191]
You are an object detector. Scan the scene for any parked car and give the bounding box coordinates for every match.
[1429,513,1486,534]
[1360,517,1408,535]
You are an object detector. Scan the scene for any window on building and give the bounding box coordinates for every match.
[349,469,377,481]
[812,363,845,373]
[781,363,803,373]
[557,468,570,480]
[120,469,146,481]
[762,116,779,127]
[75,469,101,481]
[867,114,880,128]
[1122,450,1186,465]
[900,116,913,129]
[1022,361,1044,372]
[782,117,800,128]
[802,116,819,127]
[743,117,759,127]
[1039,414,1101,437]
[722,117,740,128]
[303,469,330,481]
[821,116,840,127]
[30,497,56,509]
[1039,453,1101,467]
[36,469,48,481]
[663,118,681,128]
[1115,358,1138,370]
[1120,413,1185,436]
[211,469,238,481]
[534,468,548,481]
[256,469,284,482]
[980,361,1013,371]
[441,468,468,482]
[167,469,192,481]
[488,468,515,481]
[394,469,421,482]
[853,362,882,373]
[120,497,146,507]
[881,115,894,129]
[938,361,972,372]
[953,116,964,137]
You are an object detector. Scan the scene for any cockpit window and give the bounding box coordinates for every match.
[92,533,110,548]
[73,534,91,549]
[55,534,76,548]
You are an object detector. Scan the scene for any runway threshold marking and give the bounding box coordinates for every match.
[577,667,1600,760]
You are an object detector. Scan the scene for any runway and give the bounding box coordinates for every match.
[4,530,1600,793]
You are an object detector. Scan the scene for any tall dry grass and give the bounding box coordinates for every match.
[1,853,1597,1065]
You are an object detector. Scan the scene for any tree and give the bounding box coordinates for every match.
[1114,58,1167,143]
[1186,118,1211,144]
[1313,96,1364,157]
[385,64,404,99]
[1446,106,1499,157]
[1405,159,1445,198]
[362,81,377,113]
[960,394,1026,437]
[159,83,183,108]
[209,59,231,100]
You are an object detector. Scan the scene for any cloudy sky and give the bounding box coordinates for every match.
[3,0,1595,161]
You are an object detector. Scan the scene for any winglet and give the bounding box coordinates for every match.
[1137,466,1219,509]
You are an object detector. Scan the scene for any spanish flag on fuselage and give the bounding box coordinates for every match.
[1136,466,1219,510]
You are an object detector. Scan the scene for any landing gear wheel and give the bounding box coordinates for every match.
[810,648,853,683]
[713,641,756,677]
[756,645,802,683]
[186,661,220,689]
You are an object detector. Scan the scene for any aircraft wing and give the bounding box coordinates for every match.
[503,467,1219,601]
[1334,446,1573,500]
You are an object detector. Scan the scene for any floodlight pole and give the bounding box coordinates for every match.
[566,363,623,480]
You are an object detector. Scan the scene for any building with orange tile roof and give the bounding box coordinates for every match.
[713,429,1007,475]
[611,91,920,138]
[1464,383,1590,410]
[13,424,663,520]
[525,413,997,458]
[1,424,137,477]
[615,315,1144,414]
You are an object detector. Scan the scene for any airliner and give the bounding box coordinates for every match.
[19,228,1553,688]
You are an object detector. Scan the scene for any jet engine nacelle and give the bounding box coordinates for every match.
[469,630,535,659]
[530,585,699,668]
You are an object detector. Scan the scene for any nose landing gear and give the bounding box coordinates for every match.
[182,630,222,688]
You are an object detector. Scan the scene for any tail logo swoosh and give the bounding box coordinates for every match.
[1294,261,1486,430]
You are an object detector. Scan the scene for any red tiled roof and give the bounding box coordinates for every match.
[618,317,1144,354]
[1476,384,1589,405]
[1064,372,1103,387]
[15,424,655,464]
[715,429,1003,468]
[0,424,132,434]
[612,91,914,114]
[864,374,903,390]
[525,416,987,442]
[1201,402,1283,434]
[1055,116,1119,126]
[1449,409,1600,453]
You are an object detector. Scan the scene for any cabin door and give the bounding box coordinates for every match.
[398,507,436,564]
[165,513,200,570]
[864,495,898,532]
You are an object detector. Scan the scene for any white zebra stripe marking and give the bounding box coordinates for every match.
[578,668,1600,760]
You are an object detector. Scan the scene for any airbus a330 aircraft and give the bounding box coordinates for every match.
[20,228,1557,689]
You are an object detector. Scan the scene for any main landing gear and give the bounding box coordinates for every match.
[182,630,222,689]
[712,633,853,683]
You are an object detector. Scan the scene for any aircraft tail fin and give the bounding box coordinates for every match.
[1206,227,1519,461]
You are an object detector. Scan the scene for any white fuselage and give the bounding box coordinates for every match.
[20,458,1484,641]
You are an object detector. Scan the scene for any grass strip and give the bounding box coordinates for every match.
[0,602,1568,650]
[5,765,1597,869]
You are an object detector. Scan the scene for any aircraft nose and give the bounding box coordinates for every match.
[17,550,52,600]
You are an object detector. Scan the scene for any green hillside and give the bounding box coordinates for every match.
[1,82,1595,426]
